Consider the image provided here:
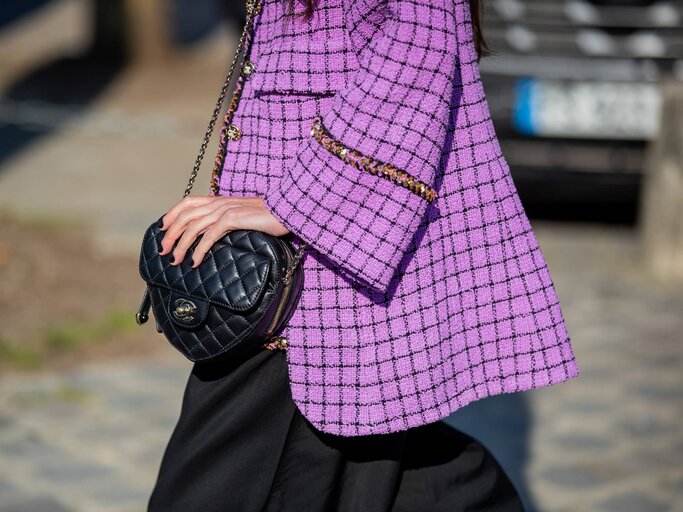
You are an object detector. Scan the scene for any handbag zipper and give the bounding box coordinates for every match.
[264,239,296,337]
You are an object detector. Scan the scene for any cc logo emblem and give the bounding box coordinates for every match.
[173,298,197,323]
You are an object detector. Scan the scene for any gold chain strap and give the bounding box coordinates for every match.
[183,1,259,197]
[282,244,306,285]
[183,0,307,282]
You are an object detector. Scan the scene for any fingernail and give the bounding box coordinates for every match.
[170,256,176,264]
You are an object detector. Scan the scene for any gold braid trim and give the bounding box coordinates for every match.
[262,336,288,351]
[310,116,438,203]
[209,84,245,196]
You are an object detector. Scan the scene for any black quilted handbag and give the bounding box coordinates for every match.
[135,3,305,362]
[136,223,304,362]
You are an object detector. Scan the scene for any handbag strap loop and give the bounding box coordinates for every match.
[282,244,307,285]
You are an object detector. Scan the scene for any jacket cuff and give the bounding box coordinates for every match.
[263,117,437,292]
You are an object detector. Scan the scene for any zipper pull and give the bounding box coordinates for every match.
[136,288,152,325]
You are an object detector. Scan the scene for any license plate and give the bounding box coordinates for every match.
[514,78,662,140]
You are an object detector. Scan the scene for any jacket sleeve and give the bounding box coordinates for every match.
[263,0,464,292]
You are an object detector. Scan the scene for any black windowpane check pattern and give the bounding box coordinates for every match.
[212,0,580,436]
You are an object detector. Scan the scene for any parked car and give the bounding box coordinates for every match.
[479,0,683,221]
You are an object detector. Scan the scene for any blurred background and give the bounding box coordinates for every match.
[0,1,681,511]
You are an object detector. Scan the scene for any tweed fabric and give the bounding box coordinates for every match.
[214,0,580,436]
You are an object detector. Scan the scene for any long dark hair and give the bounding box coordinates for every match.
[289,0,490,60]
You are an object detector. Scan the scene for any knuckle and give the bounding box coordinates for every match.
[196,233,212,247]
[179,233,197,250]
[200,231,219,247]
[164,227,179,241]
[184,220,198,235]
[220,210,237,226]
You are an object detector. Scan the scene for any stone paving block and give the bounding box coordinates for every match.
[538,465,609,489]
[549,432,614,452]
[34,458,116,485]
[563,399,616,415]
[101,390,173,412]
[127,444,166,479]
[147,409,182,430]
[0,479,21,501]
[664,474,683,493]
[595,492,671,512]
[68,421,146,447]
[7,398,83,421]
[613,450,678,476]
[617,416,678,438]
[635,440,683,469]
[65,367,107,382]
[125,362,188,384]
[0,434,65,463]
[0,496,72,512]
[0,415,14,431]
[82,477,151,509]
[630,383,683,402]
[94,365,183,389]
[562,366,616,383]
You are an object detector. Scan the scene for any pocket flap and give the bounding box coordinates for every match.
[249,38,358,96]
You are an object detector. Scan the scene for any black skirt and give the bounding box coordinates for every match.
[147,344,524,512]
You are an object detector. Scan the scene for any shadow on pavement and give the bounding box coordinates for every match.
[445,393,537,512]
[0,0,247,172]
[0,0,127,170]
[0,0,53,28]
[0,54,123,167]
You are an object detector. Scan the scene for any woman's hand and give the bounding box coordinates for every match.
[158,195,290,268]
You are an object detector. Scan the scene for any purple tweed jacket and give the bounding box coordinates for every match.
[210,0,580,436]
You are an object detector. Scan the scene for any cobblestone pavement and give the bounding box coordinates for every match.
[0,357,189,512]
[0,225,681,512]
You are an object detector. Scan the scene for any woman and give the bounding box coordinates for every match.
[148,0,580,510]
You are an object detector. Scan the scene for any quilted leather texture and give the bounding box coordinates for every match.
[139,218,273,311]
[149,285,268,361]
[138,217,301,362]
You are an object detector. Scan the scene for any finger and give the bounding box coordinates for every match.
[191,225,232,269]
[160,201,226,255]
[170,209,227,265]
[160,195,215,231]
[182,199,284,268]
[220,204,291,237]
[161,195,261,233]
[190,208,243,267]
